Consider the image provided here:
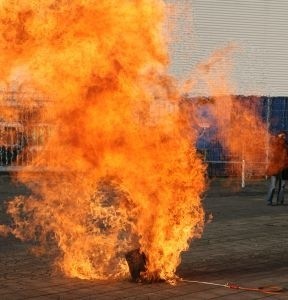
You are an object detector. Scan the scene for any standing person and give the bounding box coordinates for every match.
[278,159,288,205]
[266,131,288,205]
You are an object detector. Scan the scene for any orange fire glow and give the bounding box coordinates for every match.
[190,45,272,176]
[0,0,205,281]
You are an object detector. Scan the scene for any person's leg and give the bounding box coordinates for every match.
[266,175,277,205]
[277,178,285,204]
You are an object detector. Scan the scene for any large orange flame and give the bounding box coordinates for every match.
[0,1,205,281]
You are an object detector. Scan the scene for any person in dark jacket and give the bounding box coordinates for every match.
[266,131,288,205]
[278,161,288,205]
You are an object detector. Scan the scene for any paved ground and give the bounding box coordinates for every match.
[0,175,288,299]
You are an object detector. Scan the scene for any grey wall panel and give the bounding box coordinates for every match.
[166,0,288,96]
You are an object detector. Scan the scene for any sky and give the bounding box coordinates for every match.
[167,0,288,96]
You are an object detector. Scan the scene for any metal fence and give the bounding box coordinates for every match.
[0,90,52,171]
[0,93,288,179]
[197,96,288,179]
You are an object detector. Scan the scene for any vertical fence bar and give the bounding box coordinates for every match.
[241,159,245,188]
[265,97,271,179]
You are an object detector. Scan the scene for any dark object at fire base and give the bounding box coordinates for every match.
[125,249,147,282]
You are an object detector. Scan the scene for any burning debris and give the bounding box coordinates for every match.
[125,249,147,282]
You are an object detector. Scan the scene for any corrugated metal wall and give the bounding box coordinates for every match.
[167,0,288,96]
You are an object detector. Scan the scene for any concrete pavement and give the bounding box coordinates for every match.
[0,175,287,299]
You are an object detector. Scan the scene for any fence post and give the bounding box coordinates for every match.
[241,159,245,188]
[265,97,271,180]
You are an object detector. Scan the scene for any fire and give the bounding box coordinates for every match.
[189,44,271,176]
[0,1,205,281]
